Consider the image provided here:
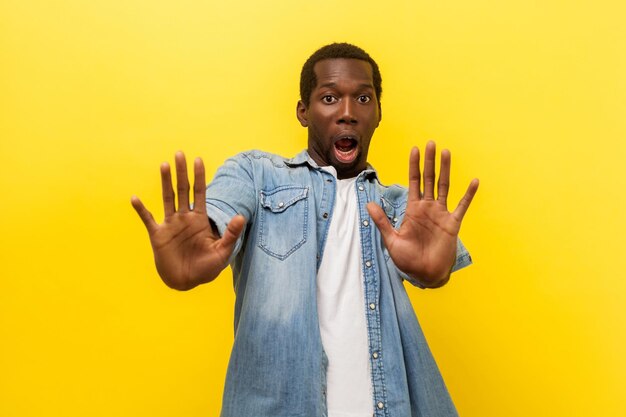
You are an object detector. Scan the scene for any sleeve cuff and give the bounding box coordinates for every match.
[205,200,245,265]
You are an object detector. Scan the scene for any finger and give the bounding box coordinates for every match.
[219,214,246,249]
[193,157,207,214]
[452,179,479,221]
[160,162,175,216]
[131,196,158,234]
[437,149,451,206]
[422,141,436,200]
[408,147,421,201]
[175,151,190,212]
[366,202,396,246]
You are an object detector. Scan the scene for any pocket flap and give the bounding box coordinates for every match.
[261,186,308,213]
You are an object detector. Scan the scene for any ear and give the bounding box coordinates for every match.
[296,100,308,127]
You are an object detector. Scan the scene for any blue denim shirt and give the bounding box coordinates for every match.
[205,150,471,417]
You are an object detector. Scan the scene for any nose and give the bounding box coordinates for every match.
[337,99,357,125]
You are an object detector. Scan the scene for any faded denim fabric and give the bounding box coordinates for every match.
[205,150,471,417]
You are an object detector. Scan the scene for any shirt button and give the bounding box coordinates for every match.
[362,220,369,227]
[377,401,384,409]
[323,212,329,219]
[358,185,364,191]
[369,303,376,310]
[372,352,379,359]
[365,260,372,268]
[392,217,398,223]
[278,202,284,208]
[326,179,332,183]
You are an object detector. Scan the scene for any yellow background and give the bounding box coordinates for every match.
[1,0,625,416]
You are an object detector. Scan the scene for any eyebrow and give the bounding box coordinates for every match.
[318,82,374,90]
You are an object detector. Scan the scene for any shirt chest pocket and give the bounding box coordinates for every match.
[258,185,309,260]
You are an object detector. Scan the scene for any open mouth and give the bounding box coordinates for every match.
[333,137,358,163]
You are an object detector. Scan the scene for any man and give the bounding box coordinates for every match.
[131,43,478,417]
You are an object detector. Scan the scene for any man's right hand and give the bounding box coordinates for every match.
[131,152,245,291]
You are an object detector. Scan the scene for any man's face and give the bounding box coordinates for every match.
[297,58,381,179]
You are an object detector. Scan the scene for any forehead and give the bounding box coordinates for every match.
[313,58,374,89]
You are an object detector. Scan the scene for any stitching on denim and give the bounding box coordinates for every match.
[258,186,309,261]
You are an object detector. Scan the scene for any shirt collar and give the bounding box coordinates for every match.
[285,150,379,180]
[284,149,316,167]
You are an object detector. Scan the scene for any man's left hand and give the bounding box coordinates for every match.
[366,141,479,288]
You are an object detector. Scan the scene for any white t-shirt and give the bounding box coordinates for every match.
[317,167,373,417]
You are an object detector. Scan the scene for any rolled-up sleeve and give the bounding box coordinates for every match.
[205,153,257,261]
[451,238,472,272]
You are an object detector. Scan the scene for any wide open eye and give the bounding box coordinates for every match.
[358,95,371,104]
[322,95,338,104]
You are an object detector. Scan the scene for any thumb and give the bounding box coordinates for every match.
[366,202,396,245]
[219,214,246,250]
[131,196,157,234]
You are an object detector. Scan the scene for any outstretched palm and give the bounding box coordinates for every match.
[367,142,478,287]
[131,152,245,290]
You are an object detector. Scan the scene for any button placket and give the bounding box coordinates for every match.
[316,171,335,269]
[355,178,387,416]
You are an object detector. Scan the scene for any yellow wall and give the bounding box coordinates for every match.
[1,1,625,416]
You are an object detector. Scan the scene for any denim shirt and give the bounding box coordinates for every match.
[205,150,471,417]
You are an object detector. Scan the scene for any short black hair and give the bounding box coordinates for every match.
[299,43,382,109]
